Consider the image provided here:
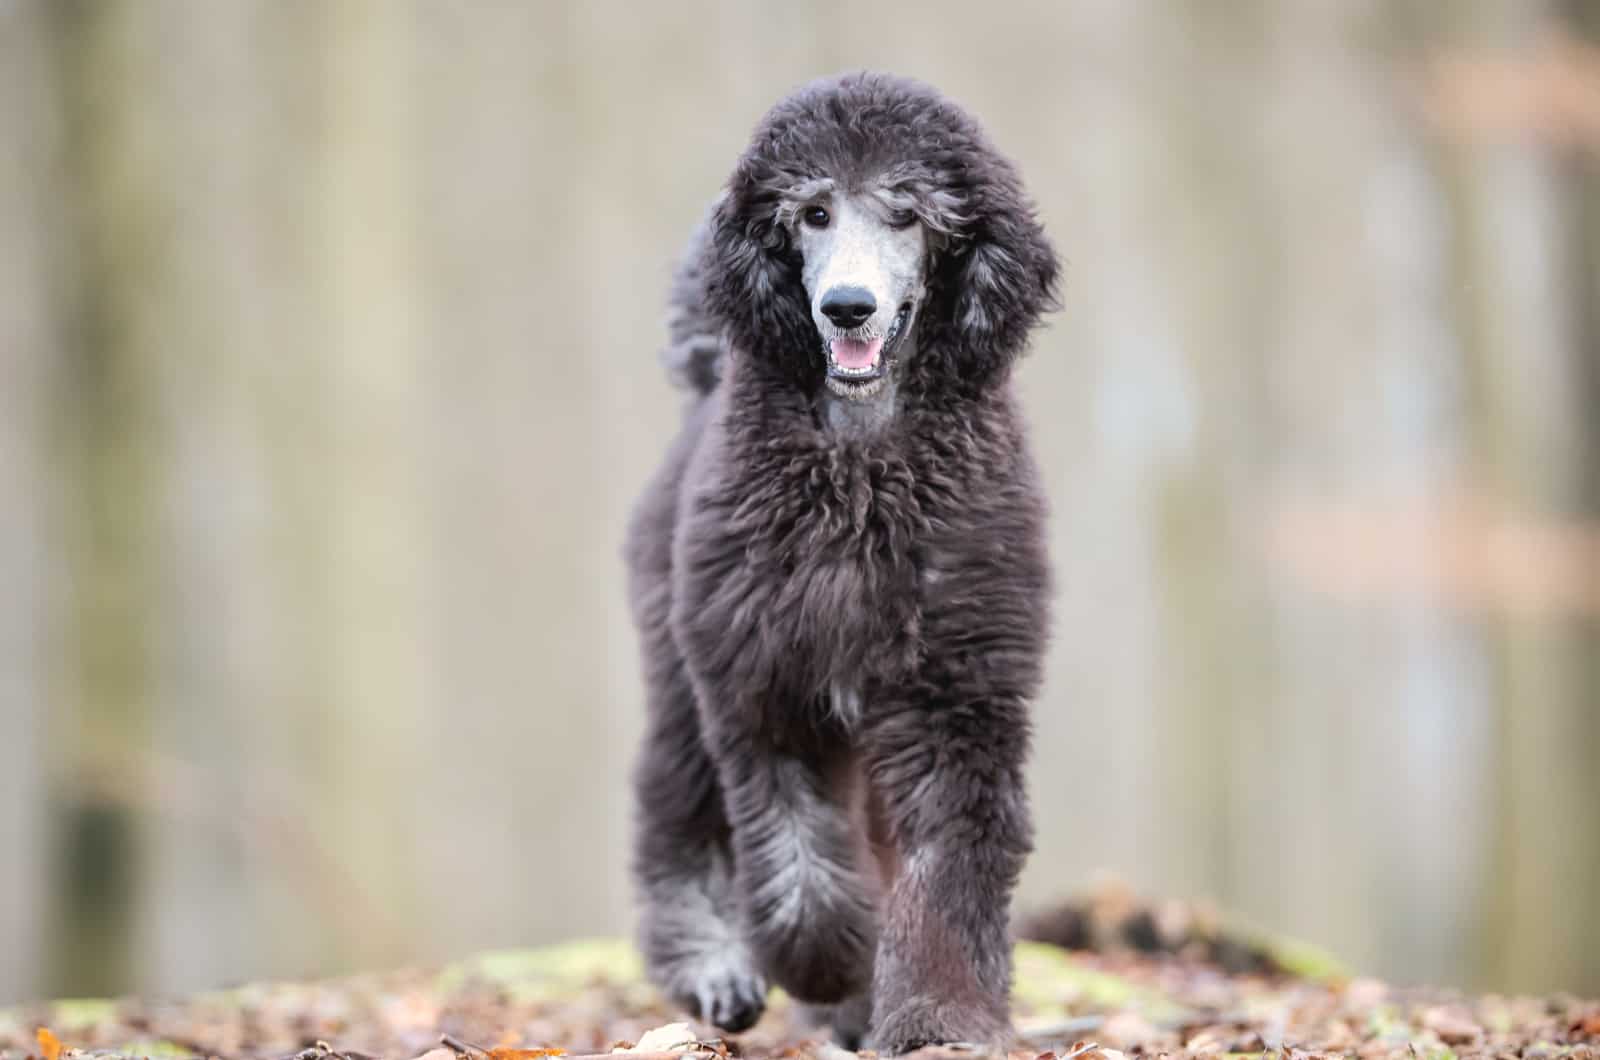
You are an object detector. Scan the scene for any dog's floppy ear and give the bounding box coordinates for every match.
[700,174,819,387]
[930,171,1060,384]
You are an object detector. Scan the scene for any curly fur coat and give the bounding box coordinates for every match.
[625,71,1059,1054]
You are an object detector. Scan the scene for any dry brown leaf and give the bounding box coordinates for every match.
[1059,1045,1126,1060]
[1182,1028,1229,1055]
[1342,977,1388,1011]
[1420,1006,1482,1045]
[610,1024,698,1054]
[1097,1012,1158,1050]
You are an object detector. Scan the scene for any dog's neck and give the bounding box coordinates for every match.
[817,374,901,438]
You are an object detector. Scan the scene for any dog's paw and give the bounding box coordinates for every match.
[866,998,1010,1056]
[661,952,769,1033]
[796,994,872,1051]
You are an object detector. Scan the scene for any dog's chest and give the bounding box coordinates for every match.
[722,446,926,699]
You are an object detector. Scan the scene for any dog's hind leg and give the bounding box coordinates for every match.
[632,662,767,1033]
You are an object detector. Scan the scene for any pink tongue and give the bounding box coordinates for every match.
[830,337,883,370]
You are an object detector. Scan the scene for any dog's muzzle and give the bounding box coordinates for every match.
[823,302,911,398]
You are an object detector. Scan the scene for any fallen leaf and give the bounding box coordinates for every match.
[1182,1028,1228,1054]
[488,1050,566,1060]
[1343,977,1388,1011]
[612,1023,698,1054]
[1060,1045,1125,1060]
[36,1028,63,1060]
[1097,1012,1158,1050]
[1421,1005,1482,1045]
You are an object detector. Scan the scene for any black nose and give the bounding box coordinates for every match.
[820,286,876,329]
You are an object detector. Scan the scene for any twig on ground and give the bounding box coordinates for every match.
[282,1042,382,1060]
[1014,1016,1107,1045]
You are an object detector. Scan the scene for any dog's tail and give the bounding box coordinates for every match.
[659,217,725,397]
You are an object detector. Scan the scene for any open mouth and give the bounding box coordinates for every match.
[824,302,911,394]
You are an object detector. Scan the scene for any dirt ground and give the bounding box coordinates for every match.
[2,893,1596,1060]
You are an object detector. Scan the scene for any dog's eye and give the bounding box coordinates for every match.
[801,206,830,229]
[889,210,917,229]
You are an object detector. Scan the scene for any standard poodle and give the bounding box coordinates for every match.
[624,71,1059,1055]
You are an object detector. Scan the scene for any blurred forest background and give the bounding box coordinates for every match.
[2,0,1599,1008]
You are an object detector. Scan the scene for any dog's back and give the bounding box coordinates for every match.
[659,218,724,398]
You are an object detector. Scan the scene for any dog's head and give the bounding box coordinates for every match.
[702,72,1059,400]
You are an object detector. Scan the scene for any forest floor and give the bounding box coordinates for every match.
[2,890,1596,1060]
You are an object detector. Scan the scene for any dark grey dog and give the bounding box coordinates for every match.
[625,72,1058,1055]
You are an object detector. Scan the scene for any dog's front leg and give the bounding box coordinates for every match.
[862,694,1034,1055]
[710,728,877,1005]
